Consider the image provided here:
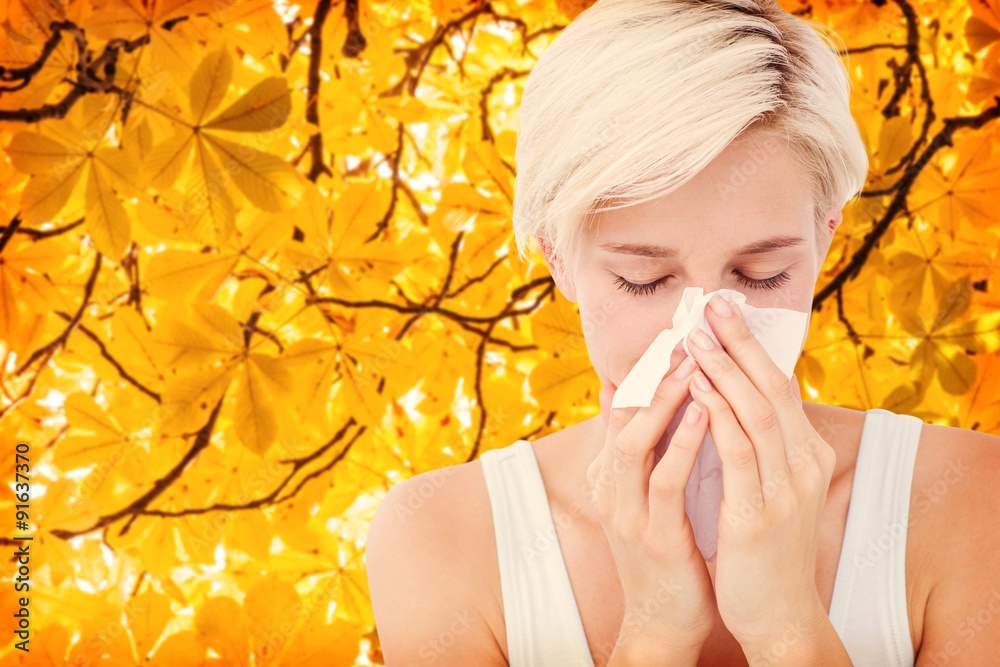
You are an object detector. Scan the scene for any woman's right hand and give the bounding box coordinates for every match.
[587,352,717,660]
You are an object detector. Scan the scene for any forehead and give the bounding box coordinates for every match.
[584,134,814,246]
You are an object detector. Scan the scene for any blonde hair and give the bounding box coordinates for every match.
[512,0,869,273]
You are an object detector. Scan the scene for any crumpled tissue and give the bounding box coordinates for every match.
[610,287,809,561]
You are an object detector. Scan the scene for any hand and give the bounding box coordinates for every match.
[683,293,835,648]
[588,353,717,657]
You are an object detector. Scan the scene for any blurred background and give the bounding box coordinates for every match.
[0,0,998,664]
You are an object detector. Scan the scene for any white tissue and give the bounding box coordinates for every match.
[610,287,809,561]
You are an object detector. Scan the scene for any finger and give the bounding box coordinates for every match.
[608,353,699,529]
[687,370,763,511]
[686,324,791,489]
[702,294,805,451]
[593,348,682,491]
[590,382,617,494]
[599,382,616,429]
[647,399,708,531]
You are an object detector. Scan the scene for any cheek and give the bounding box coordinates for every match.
[776,281,814,312]
[577,296,687,387]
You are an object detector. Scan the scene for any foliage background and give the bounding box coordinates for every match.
[0,0,998,664]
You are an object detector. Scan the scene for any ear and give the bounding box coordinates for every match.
[538,236,577,303]
[826,203,843,236]
[815,204,843,269]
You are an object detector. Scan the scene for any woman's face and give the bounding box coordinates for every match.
[544,134,840,389]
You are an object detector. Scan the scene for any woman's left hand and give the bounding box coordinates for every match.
[682,293,837,650]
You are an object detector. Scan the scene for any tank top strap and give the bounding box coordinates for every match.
[828,407,922,666]
[480,440,595,666]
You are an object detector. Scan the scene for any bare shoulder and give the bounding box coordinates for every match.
[913,419,1000,528]
[365,458,507,666]
[912,420,1000,664]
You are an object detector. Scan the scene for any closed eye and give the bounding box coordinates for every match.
[612,270,792,296]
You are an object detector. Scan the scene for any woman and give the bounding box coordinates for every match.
[366,0,1000,665]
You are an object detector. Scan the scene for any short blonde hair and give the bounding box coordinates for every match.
[512,0,869,272]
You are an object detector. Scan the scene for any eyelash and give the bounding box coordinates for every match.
[613,271,791,296]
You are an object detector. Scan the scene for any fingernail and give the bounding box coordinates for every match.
[693,371,714,392]
[690,328,716,350]
[673,355,697,380]
[685,402,702,424]
[708,294,733,317]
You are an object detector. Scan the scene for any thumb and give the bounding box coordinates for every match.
[599,382,617,428]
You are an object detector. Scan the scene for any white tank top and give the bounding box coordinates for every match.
[480,407,923,666]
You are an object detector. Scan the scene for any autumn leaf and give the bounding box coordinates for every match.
[3,2,999,665]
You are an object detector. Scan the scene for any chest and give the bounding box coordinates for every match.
[488,458,930,666]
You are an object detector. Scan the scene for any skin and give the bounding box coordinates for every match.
[541,129,849,658]
[541,129,836,473]
[365,128,1000,667]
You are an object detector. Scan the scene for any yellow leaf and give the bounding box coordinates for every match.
[969,0,1000,32]
[965,16,1000,53]
[245,574,303,664]
[931,274,972,331]
[188,135,239,244]
[279,615,362,667]
[110,308,165,388]
[942,312,1000,353]
[934,345,977,395]
[195,596,251,667]
[145,248,239,302]
[190,45,234,124]
[283,338,339,429]
[529,354,598,409]
[292,179,332,247]
[191,302,245,349]
[159,363,237,436]
[84,0,153,40]
[92,143,144,199]
[138,517,182,578]
[177,513,224,565]
[372,94,430,123]
[225,508,272,562]
[150,320,236,371]
[235,361,280,456]
[0,264,21,347]
[85,166,132,259]
[9,624,70,667]
[37,478,100,533]
[180,0,290,61]
[205,77,291,133]
[142,130,197,190]
[18,158,86,226]
[463,138,515,202]
[877,115,912,171]
[150,630,208,667]
[4,131,76,174]
[331,544,375,626]
[247,352,294,396]
[531,295,586,357]
[203,133,303,211]
[126,589,173,661]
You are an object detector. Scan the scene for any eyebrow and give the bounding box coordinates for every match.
[598,234,807,258]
